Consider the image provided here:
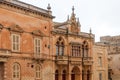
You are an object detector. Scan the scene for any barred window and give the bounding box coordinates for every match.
[13,63,20,79]
[71,45,81,57]
[12,34,20,52]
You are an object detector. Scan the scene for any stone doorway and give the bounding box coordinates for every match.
[0,62,4,80]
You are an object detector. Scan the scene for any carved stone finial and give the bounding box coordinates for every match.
[47,3,51,10]
[77,18,81,27]
[77,18,79,22]
[47,3,52,15]
[90,27,92,34]
[67,15,69,21]
[72,6,75,13]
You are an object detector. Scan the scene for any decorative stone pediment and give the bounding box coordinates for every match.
[69,6,81,34]
[31,30,46,37]
[7,24,24,33]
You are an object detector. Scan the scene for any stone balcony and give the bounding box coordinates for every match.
[69,56,82,65]
[55,55,68,65]
[33,53,50,61]
[55,55,93,65]
[0,49,11,57]
[0,49,11,62]
[55,55,82,65]
[82,57,93,65]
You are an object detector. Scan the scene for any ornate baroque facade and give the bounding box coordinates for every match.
[0,0,108,80]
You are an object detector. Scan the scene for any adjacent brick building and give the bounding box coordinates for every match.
[0,0,108,80]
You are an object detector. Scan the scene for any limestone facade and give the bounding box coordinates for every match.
[100,36,120,80]
[93,42,108,80]
[0,0,108,80]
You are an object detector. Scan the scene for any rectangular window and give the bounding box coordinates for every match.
[98,57,102,67]
[99,73,102,80]
[13,63,20,79]
[36,65,41,79]
[71,45,81,57]
[12,34,20,52]
[34,38,41,57]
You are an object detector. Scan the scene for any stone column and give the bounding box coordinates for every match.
[84,71,87,80]
[59,70,62,80]
[67,65,71,80]
[80,70,82,80]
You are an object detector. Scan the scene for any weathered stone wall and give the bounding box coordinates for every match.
[93,43,108,80]
[100,35,120,80]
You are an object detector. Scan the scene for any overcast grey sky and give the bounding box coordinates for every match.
[20,0,120,42]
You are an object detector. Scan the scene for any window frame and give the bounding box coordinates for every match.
[35,65,41,79]
[34,38,41,57]
[12,63,21,80]
[56,37,64,56]
[99,73,102,80]
[71,45,81,57]
[98,57,102,67]
[11,34,20,52]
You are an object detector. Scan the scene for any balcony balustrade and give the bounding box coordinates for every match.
[69,56,82,65]
[82,57,93,65]
[55,55,93,66]
[0,49,11,62]
[33,53,50,60]
[0,49,11,57]
[55,55,68,65]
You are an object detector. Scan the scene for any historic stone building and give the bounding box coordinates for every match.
[93,42,108,80]
[0,0,108,80]
[100,36,120,80]
[52,6,95,80]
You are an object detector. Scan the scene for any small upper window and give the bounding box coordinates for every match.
[98,57,102,67]
[99,73,102,80]
[11,34,20,52]
[34,38,41,56]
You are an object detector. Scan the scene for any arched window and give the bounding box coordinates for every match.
[71,70,75,80]
[36,65,41,79]
[55,70,59,80]
[71,66,80,80]
[82,70,84,80]
[62,70,66,80]
[82,41,89,57]
[13,63,20,79]
[87,70,90,80]
[56,37,64,56]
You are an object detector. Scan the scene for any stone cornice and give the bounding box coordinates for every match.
[0,0,55,19]
[51,30,94,40]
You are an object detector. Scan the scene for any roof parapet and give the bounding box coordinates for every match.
[0,0,55,19]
